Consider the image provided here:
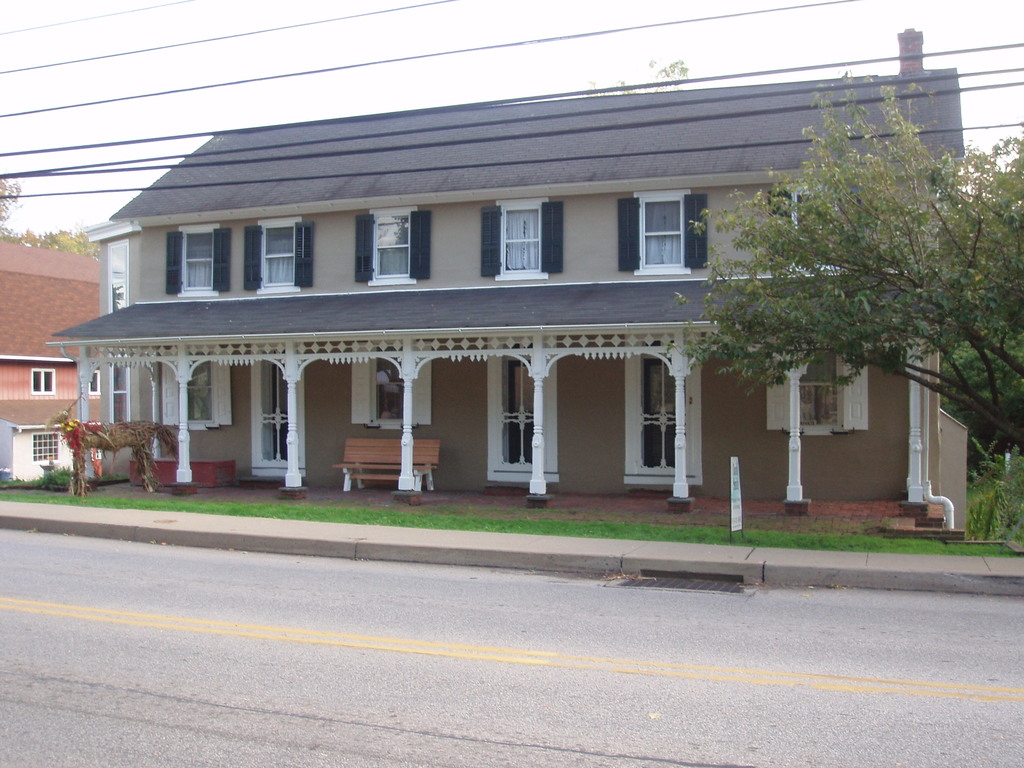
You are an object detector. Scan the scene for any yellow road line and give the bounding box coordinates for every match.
[3,596,1022,702]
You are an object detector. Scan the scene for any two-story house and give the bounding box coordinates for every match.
[57,32,966,516]
[0,242,100,480]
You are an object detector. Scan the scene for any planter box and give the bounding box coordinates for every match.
[130,459,236,488]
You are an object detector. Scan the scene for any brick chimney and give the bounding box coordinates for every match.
[898,28,924,75]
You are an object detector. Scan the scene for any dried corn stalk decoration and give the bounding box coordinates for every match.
[49,408,178,496]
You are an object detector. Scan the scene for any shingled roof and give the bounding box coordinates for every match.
[114,71,963,221]
[55,280,712,343]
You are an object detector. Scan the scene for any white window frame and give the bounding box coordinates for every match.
[32,432,60,464]
[89,370,101,396]
[31,368,55,395]
[368,207,417,287]
[351,360,432,429]
[635,190,690,276]
[108,239,129,313]
[486,357,558,483]
[178,224,220,297]
[110,365,130,423]
[495,198,548,281]
[624,357,702,486]
[766,358,869,434]
[161,362,232,430]
[257,217,302,294]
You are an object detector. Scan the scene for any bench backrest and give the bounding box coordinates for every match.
[343,438,440,465]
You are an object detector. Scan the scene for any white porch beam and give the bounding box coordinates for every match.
[670,348,692,499]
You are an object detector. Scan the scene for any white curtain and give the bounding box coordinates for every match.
[644,201,682,265]
[185,233,214,288]
[504,209,540,271]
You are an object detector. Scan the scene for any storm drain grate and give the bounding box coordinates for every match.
[612,576,748,594]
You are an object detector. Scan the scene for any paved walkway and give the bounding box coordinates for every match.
[2,495,1022,596]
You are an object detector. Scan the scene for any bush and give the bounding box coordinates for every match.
[966,449,1024,543]
[37,465,73,491]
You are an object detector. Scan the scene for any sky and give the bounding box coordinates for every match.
[2,0,1022,235]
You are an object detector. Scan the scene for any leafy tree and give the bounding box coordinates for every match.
[0,178,20,236]
[11,227,99,258]
[691,90,1024,452]
[591,58,688,93]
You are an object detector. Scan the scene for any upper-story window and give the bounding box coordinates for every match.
[481,200,563,280]
[244,219,314,292]
[31,368,55,395]
[355,209,430,285]
[166,226,230,295]
[618,192,708,274]
[108,240,129,312]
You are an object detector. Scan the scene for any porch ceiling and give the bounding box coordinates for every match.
[53,280,713,345]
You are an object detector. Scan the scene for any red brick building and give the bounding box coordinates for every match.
[0,242,100,479]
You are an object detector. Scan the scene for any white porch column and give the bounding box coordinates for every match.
[529,341,548,496]
[669,348,692,499]
[174,353,192,484]
[398,375,416,491]
[76,346,95,479]
[906,378,925,504]
[786,366,806,502]
[283,347,302,488]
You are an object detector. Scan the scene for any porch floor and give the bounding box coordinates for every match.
[90,482,945,537]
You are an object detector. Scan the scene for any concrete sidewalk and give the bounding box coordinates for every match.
[2,499,1023,596]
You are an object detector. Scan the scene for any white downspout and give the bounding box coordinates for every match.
[919,381,955,529]
[908,377,954,529]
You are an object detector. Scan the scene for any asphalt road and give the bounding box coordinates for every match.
[2,529,1022,768]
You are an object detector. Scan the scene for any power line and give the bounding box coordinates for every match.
[4,74,991,181]
[0,0,863,120]
[2,37,1020,165]
[3,64,1019,182]
[7,114,1006,201]
[0,0,459,77]
[0,1,195,37]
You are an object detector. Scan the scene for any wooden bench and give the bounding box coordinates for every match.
[333,438,440,492]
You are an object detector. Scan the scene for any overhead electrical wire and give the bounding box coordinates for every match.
[0,0,459,76]
[0,0,195,37]
[2,39,1021,165]
[7,72,1013,181]
[0,0,864,120]
[1,64,1020,184]
[8,120,1010,201]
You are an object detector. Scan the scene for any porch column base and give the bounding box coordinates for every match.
[667,496,694,514]
[169,483,198,496]
[392,490,422,506]
[784,499,811,516]
[526,494,551,509]
[279,486,308,500]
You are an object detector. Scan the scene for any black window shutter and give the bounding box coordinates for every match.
[243,225,263,290]
[294,221,314,287]
[684,193,708,269]
[617,197,640,271]
[212,228,231,291]
[480,206,502,277]
[165,231,183,294]
[540,201,563,274]
[355,214,374,282]
[409,210,431,280]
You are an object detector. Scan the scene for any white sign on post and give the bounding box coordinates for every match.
[730,456,743,534]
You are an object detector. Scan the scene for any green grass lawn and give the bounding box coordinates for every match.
[0,489,1012,557]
